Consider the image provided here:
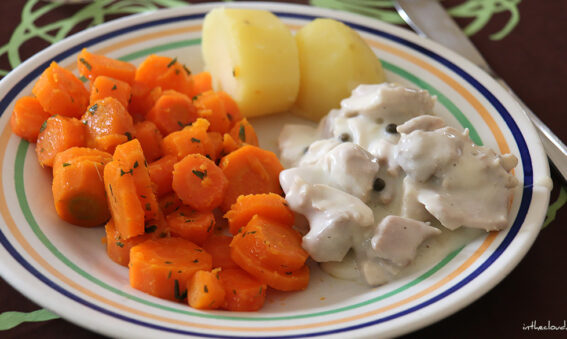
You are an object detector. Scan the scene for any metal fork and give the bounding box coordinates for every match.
[394,0,567,181]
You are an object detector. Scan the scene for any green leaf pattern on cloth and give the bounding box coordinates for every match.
[0,0,187,76]
[447,0,521,40]
[310,0,521,41]
[543,186,567,229]
[0,309,60,330]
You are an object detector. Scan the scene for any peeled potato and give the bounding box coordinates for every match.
[201,8,300,118]
[293,18,386,121]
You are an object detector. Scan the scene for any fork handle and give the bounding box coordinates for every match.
[493,76,567,182]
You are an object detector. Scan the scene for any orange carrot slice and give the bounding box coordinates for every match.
[82,97,134,154]
[148,154,176,198]
[105,218,152,267]
[133,120,163,162]
[229,118,258,147]
[10,96,51,143]
[89,75,132,108]
[194,90,230,134]
[207,132,223,161]
[165,206,215,245]
[217,91,242,128]
[52,149,112,227]
[219,145,283,211]
[172,154,228,211]
[129,82,162,119]
[78,48,136,85]
[187,268,225,310]
[113,139,159,221]
[35,115,86,167]
[162,118,214,161]
[231,214,307,271]
[33,61,89,118]
[230,240,310,292]
[202,234,239,270]
[159,192,183,215]
[104,161,145,239]
[222,133,240,156]
[134,55,194,97]
[146,90,198,135]
[192,71,213,95]
[129,237,212,301]
[219,268,267,311]
[52,147,112,177]
[224,193,294,235]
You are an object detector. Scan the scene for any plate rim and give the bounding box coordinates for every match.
[0,2,551,338]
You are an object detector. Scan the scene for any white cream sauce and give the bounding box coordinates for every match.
[278,83,518,286]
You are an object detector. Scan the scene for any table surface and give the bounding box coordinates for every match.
[1,0,566,338]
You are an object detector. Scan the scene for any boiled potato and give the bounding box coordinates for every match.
[201,8,300,118]
[293,18,386,121]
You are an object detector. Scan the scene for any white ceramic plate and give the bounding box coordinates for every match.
[0,2,551,338]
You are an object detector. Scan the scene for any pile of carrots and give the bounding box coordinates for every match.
[10,49,310,311]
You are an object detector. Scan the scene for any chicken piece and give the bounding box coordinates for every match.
[280,175,374,262]
[396,115,446,134]
[394,116,518,231]
[371,215,441,267]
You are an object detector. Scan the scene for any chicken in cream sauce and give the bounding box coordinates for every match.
[278,83,518,286]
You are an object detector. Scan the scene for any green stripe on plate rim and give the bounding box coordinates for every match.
[13,39,481,321]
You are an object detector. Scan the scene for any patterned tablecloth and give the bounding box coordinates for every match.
[1,1,565,338]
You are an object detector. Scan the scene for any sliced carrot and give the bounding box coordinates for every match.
[219,145,284,211]
[148,154,176,198]
[82,97,134,154]
[129,237,212,301]
[134,55,194,97]
[159,192,183,215]
[207,132,223,161]
[166,206,215,245]
[143,208,171,240]
[192,71,213,95]
[105,218,151,267]
[172,154,228,211]
[32,61,89,118]
[133,120,163,162]
[77,48,136,85]
[35,115,86,167]
[104,160,145,239]
[52,147,112,177]
[230,240,310,292]
[229,118,259,147]
[162,118,214,161]
[52,148,112,227]
[231,214,307,271]
[187,268,225,310]
[222,133,240,156]
[146,90,198,135]
[90,75,132,109]
[194,90,230,134]
[217,91,242,128]
[53,148,112,226]
[10,96,51,143]
[219,268,267,311]
[129,82,162,119]
[202,234,238,270]
[106,209,170,267]
[224,193,294,235]
[113,139,159,221]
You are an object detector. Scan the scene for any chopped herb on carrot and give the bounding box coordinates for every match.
[167,57,178,68]
[79,58,92,71]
